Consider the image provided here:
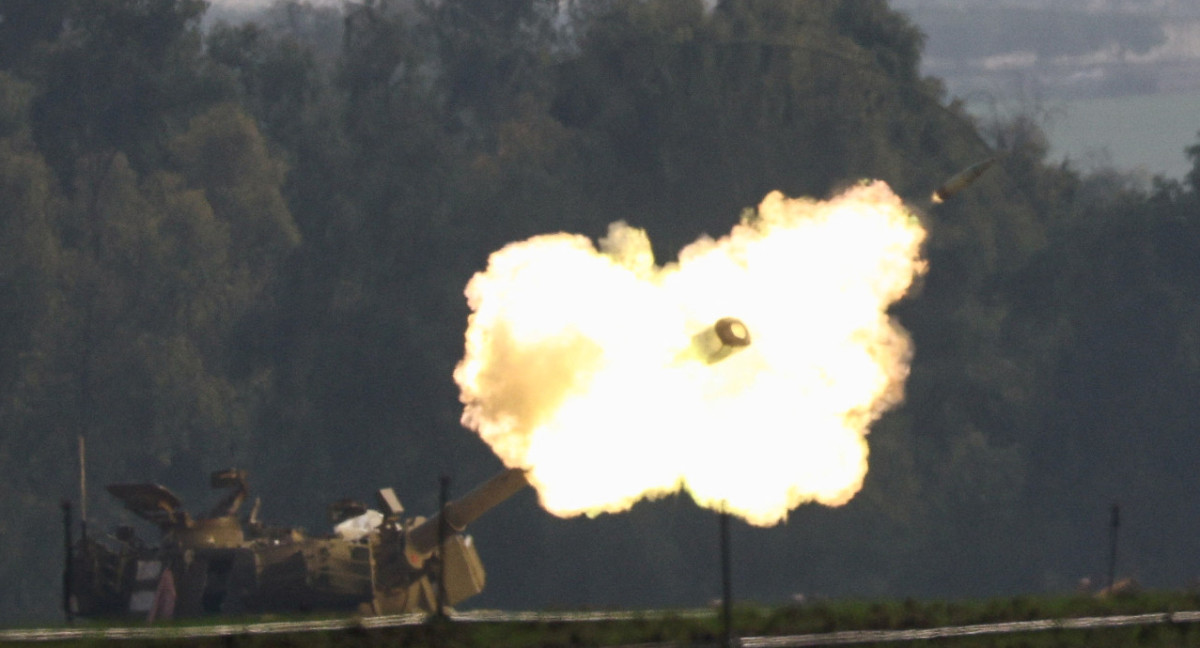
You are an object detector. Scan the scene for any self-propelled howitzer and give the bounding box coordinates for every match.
[66,468,530,620]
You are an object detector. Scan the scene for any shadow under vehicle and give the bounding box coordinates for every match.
[65,468,529,620]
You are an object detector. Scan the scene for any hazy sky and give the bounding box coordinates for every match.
[1048,92,1200,179]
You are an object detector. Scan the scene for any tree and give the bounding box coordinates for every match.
[0,92,297,618]
[0,0,70,73]
[30,0,215,183]
[0,72,69,621]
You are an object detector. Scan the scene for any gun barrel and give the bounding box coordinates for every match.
[408,468,529,555]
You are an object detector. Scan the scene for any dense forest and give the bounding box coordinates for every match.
[2,0,1200,624]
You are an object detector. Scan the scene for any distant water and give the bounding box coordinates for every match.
[1046,91,1200,180]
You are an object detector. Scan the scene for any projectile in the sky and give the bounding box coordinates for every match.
[692,317,751,364]
[931,157,997,204]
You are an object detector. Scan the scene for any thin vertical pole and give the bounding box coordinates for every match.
[61,500,74,624]
[1107,503,1120,591]
[437,475,450,620]
[77,435,87,540]
[720,510,734,648]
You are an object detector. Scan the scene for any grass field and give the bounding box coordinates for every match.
[20,589,1200,647]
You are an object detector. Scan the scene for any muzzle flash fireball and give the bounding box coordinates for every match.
[456,181,927,526]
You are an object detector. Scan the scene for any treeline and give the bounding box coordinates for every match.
[1,0,1199,623]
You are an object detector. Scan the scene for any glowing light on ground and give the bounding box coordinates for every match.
[454,181,926,526]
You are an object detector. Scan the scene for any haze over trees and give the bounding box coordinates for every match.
[1,0,1200,623]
